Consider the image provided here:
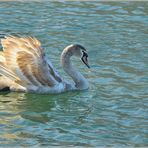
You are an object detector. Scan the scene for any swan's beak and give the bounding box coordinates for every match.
[81,53,90,68]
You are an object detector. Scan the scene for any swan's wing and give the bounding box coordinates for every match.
[0,51,5,63]
[0,36,62,87]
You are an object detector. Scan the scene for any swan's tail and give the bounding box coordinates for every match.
[0,64,19,81]
[0,52,19,82]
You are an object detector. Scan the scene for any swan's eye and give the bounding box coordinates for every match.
[82,51,88,57]
[81,51,90,68]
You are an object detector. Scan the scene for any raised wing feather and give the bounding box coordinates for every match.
[1,36,62,88]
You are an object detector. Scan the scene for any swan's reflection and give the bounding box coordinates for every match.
[0,91,83,123]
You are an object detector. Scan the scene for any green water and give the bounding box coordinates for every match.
[0,1,148,147]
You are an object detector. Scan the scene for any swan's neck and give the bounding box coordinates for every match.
[61,47,89,90]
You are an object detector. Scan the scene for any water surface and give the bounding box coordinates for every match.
[0,1,148,147]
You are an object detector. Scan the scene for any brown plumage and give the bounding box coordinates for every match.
[0,36,62,91]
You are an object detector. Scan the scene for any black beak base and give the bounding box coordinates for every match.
[81,56,90,68]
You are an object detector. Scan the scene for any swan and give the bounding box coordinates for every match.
[0,36,90,93]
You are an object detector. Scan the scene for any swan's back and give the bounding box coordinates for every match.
[0,36,64,93]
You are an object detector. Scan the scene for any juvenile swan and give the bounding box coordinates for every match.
[0,36,90,93]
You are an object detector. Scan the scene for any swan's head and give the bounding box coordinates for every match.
[69,44,90,68]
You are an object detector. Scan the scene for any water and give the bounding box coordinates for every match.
[0,1,148,147]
